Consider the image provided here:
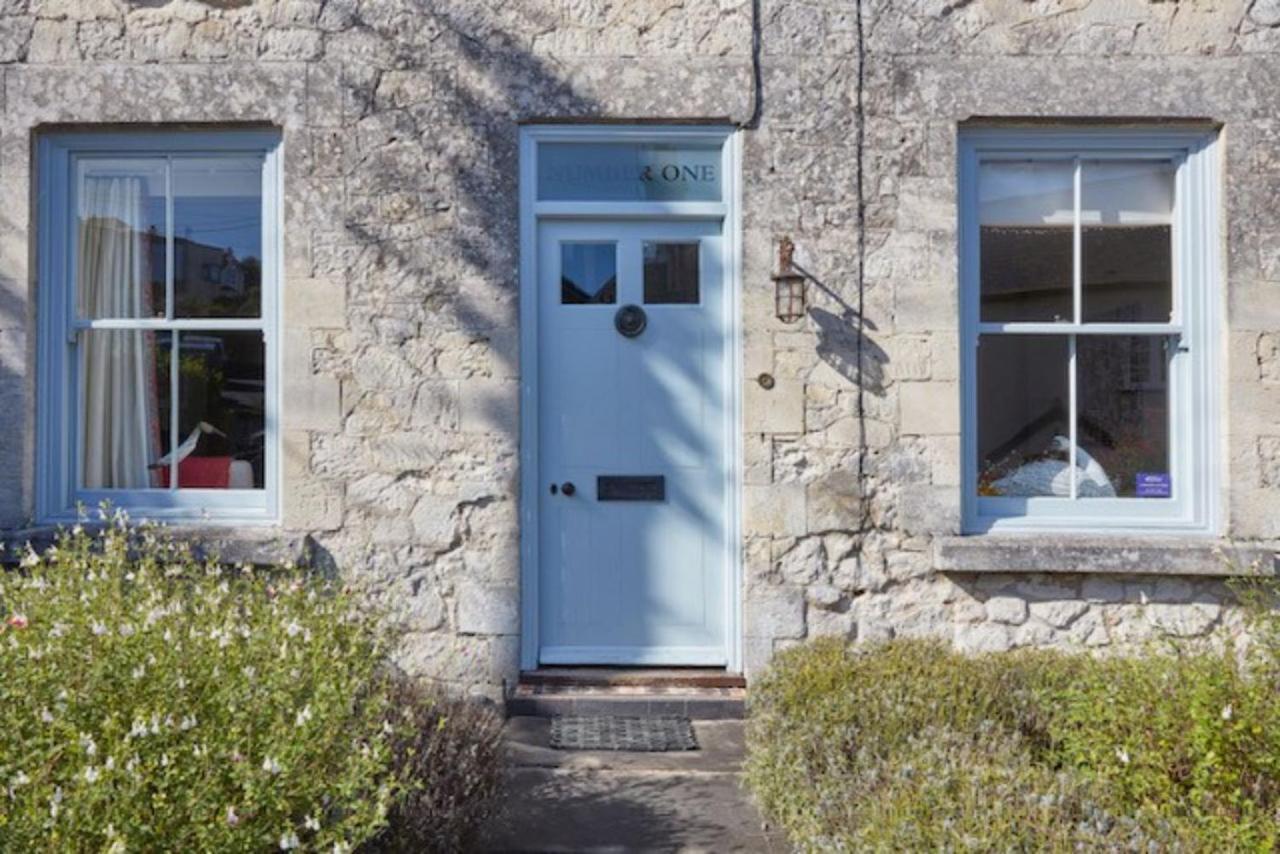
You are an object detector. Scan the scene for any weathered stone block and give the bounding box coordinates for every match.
[744,483,806,537]
[745,379,804,434]
[746,586,806,640]
[457,582,519,636]
[899,381,959,436]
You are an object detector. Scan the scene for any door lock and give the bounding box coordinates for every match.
[560,482,576,497]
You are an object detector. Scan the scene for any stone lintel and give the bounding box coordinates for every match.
[936,536,1279,578]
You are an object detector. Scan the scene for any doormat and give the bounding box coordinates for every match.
[549,715,699,752]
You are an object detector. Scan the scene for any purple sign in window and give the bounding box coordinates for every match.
[1135,472,1171,498]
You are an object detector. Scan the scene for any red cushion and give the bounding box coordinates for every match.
[156,456,232,489]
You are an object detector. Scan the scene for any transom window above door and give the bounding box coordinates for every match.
[959,128,1220,534]
[37,131,281,523]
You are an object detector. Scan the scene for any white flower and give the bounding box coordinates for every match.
[20,546,39,568]
[304,814,321,831]
[83,766,100,784]
[49,623,67,638]
[279,831,300,850]
[295,705,313,728]
[118,623,135,638]
[285,620,302,638]
[80,734,97,757]
[262,756,282,775]
[160,754,171,768]
[131,665,146,680]
[104,755,115,771]
[10,771,29,788]
[332,842,352,854]
[1221,703,1233,721]
[128,719,148,739]
[225,805,240,827]
[91,622,108,637]
[180,715,197,731]
[49,786,63,820]
[1116,747,1130,765]
[243,665,257,681]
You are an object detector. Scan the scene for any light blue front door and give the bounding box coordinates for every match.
[537,219,729,665]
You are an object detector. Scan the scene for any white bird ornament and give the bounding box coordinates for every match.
[990,434,1116,498]
[151,421,227,470]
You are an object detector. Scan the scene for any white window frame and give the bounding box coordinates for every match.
[36,130,282,524]
[959,127,1220,535]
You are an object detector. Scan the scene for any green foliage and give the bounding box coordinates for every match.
[370,679,506,853]
[746,600,1280,853]
[0,515,500,852]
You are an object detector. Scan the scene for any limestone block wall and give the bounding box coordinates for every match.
[0,0,1275,695]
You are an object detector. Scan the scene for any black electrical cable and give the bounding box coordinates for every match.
[740,0,764,130]
[854,0,869,530]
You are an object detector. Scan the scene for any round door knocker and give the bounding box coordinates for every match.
[614,304,648,338]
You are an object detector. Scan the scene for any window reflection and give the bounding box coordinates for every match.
[977,336,1071,497]
[561,243,617,304]
[1077,335,1170,498]
[173,157,263,318]
[643,242,699,304]
[978,161,1074,323]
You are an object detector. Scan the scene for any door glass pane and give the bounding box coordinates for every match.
[977,335,1071,497]
[173,331,266,489]
[1081,161,1174,323]
[643,242,699,304]
[1077,335,1170,499]
[79,329,170,489]
[75,158,166,319]
[978,161,1074,323]
[561,243,617,304]
[173,157,263,318]
[538,142,722,202]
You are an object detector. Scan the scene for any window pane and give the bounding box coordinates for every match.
[977,335,1070,497]
[1077,335,1170,499]
[978,161,1074,323]
[1082,161,1173,323]
[174,331,265,489]
[643,242,699,304]
[79,329,171,489]
[75,158,166,319]
[173,157,263,318]
[538,142,722,202]
[561,243,616,304]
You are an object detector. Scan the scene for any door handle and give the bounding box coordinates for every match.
[560,481,576,497]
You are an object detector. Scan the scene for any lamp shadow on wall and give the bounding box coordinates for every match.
[791,262,887,395]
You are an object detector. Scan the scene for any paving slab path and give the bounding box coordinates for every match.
[481,717,785,853]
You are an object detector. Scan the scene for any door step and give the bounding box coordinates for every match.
[508,669,746,720]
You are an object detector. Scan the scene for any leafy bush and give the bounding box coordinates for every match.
[746,587,1280,852]
[0,515,504,852]
[371,679,506,853]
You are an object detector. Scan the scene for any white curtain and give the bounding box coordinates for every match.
[78,176,160,489]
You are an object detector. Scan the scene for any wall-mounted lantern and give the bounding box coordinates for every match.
[772,236,806,323]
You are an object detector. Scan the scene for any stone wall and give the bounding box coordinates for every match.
[0,0,1276,696]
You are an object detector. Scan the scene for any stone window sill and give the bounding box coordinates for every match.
[935,536,1278,578]
[2,524,308,567]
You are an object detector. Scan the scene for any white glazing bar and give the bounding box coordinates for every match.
[977,322,1181,336]
[1068,335,1078,500]
[169,330,179,492]
[1069,157,1081,500]
[75,318,266,331]
[165,157,174,322]
[1072,157,1082,325]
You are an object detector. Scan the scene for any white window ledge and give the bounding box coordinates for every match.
[1,525,307,568]
[935,536,1278,578]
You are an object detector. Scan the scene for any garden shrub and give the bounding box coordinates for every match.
[0,514,504,852]
[369,679,506,853]
[746,587,1280,852]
